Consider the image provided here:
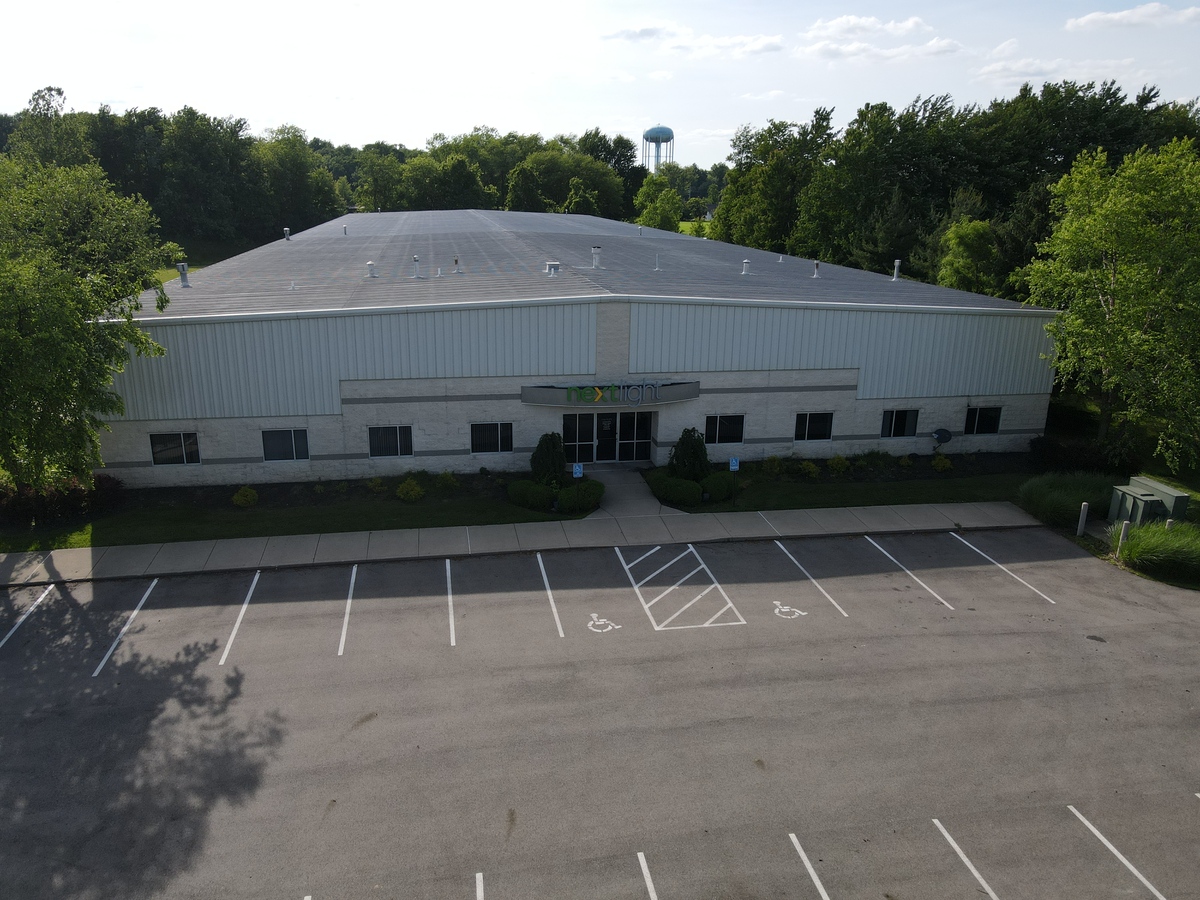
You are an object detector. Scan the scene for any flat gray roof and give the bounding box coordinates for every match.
[144,209,1034,320]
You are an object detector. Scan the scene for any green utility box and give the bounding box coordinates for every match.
[1108,476,1189,524]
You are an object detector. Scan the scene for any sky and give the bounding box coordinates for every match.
[4,1,1199,168]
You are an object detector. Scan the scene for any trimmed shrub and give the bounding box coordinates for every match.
[898,455,913,468]
[89,474,125,514]
[436,470,460,491]
[1114,521,1200,581]
[1029,435,1143,477]
[762,455,783,477]
[1017,472,1113,527]
[648,475,703,508]
[826,455,850,476]
[557,479,605,514]
[366,477,388,494]
[798,460,821,479]
[668,427,711,482]
[931,453,953,472]
[701,471,737,502]
[396,478,425,502]
[530,432,566,485]
[232,486,258,508]
[507,479,556,512]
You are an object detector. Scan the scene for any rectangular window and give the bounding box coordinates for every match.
[881,409,919,438]
[704,415,744,445]
[794,412,834,441]
[964,406,1002,435]
[150,432,200,465]
[368,425,414,458]
[262,429,309,461]
[471,422,513,454]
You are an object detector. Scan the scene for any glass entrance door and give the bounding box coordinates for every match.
[563,412,653,463]
[596,413,618,461]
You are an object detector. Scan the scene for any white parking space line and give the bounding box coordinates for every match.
[219,570,261,666]
[637,851,659,900]
[616,545,745,630]
[0,584,55,650]
[933,818,1000,900]
[536,553,564,638]
[864,536,954,610]
[447,559,456,647]
[647,564,705,607]
[788,833,832,900]
[1068,805,1168,900]
[475,871,484,899]
[948,532,1056,604]
[92,579,159,677]
[638,547,694,588]
[338,564,358,656]
[628,545,662,568]
[774,540,849,617]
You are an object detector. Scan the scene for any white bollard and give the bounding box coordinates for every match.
[1116,520,1131,554]
[1166,518,1175,531]
[1076,501,1089,537]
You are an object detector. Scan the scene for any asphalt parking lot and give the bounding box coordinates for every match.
[2,527,1198,900]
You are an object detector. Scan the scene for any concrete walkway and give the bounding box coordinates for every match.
[0,468,1039,587]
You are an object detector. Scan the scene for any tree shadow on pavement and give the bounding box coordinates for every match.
[0,566,285,900]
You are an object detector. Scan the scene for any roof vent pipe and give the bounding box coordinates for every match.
[412,255,421,279]
[638,226,643,236]
[778,255,784,263]
[176,262,190,288]
[284,227,291,241]
[892,259,901,281]
[545,261,561,276]
[654,254,661,272]
[343,224,347,235]
[812,261,820,279]
[453,255,463,274]
[367,261,377,278]
[742,259,751,275]
[591,246,601,268]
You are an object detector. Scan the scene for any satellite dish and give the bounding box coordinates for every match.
[932,428,952,449]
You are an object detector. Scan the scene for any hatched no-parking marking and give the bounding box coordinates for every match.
[615,544,745,630]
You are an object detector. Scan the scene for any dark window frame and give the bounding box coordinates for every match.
[470,422,514,454]
[881,409,920,438]
[964,406,1002,435]
[368,425,414,458]
[704,414,745,445]
[150,432,201,465]
[262,428,309,461]
[794,412,834,442]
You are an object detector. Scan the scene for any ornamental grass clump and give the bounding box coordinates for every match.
[1113,520,1200,582]
[1017,472,1113,528]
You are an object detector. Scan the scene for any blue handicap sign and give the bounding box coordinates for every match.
[729,457,740,472]
[573,463,584,479]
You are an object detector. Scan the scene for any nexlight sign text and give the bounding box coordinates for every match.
[566,381,662,407]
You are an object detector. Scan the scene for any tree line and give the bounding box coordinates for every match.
[709,81,1200,301]
[0,90,728,252]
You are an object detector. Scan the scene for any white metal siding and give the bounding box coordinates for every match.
[629,303,1054,398]
[113,304,597,420]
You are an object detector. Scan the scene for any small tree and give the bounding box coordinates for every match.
[667,427,711,481]
[530,432,566,485]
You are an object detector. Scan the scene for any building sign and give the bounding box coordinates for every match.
[566,381,661,406]
[520,381,701,408]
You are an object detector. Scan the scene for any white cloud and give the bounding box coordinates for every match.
[740,90,785,101]
[990,39,1019,58]
[667,31,785,58]
[976,56,1140,85]
[794,37,963,62]
[1066,3,1200,29]
[604,26,672,41]
[802,15,931,39]
[648,70,674,81]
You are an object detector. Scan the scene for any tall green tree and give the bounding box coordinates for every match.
[0,159,180,488]
[7,86,93,167]
[1027,140,1200,469]
[634,174,683,232]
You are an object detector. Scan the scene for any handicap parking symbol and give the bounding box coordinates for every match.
[587,613,621,633]
[773,601,807,619]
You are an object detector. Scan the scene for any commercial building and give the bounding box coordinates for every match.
[99,210,1055,487]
